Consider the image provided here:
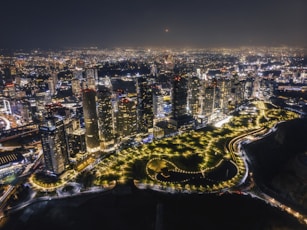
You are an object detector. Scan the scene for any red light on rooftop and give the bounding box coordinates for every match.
[122,98,129,103]
[5,83,14,87]
[174,76,181,81]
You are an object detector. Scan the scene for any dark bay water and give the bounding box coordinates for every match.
[1,188,306,230]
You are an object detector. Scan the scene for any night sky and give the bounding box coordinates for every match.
[1,0,307,49]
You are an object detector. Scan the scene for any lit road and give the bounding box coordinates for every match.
[0,148,43,217]
[227,127,307,226]
[0,128,39,143]
[226,127,267,163]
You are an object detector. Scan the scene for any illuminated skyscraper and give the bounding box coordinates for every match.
[97,85,115,149]
[82,88,100,152]
[47,77,56,96]
[50,73,58,93]
[67,129,86,157]
[0,70,4,90]
[116,97,137,138]
[3,66,13,84]
[64,118,86,158]
[199,78,220,122]
[203,85,216,118]
[71,78,81,96]
[187,75,201,117]
[85,68,98,81]
[172,75,188,119]
[218,78,232,115]
[170,75,194,130]
[85,68,98,89]
[153,92,164,118]
[230,74,245,107]
[136,76,154,134]
[40,116,70,175]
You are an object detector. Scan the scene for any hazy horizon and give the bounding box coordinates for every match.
[1,0,306,50]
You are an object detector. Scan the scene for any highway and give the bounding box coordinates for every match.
[0,129,39,143]
[227,126,307,226]
[226,126,267,162]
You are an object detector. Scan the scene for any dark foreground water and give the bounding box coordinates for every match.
[1,187,306,230]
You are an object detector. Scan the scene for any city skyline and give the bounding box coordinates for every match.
[1,0,307,49]
[0,46,307,229]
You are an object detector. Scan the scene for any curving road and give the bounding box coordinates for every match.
[228,126,307,226]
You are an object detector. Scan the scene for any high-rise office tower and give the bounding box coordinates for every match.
[65,117,86,158]
[136,76,154,134]
[0,70,4,90]
[170,75,194,129]
[199,78,220,122]
[116,97,137,138]
[47,77,56,96]
[244,77,254,100]
[218,78,232,115]
[40,116,70,175]
[230,74,245,107]
[3,66,13,84]
[172,75,188,119]
[203,85,216,118]
[71,78,81,96]
[67,129,86,157]
[150,64,158,77]
[82,88,100,152]
[97,85,115,149]
[50,73,58,93]
[85,68,98,89]
[85,68,98,81]
[86,77,96,90]
[153,92,164,118]
[187,75,201,117]
[72,70,83,96]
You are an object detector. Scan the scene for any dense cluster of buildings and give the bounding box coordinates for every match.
[0,47,306,175]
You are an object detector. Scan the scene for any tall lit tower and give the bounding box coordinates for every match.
[97,84,115,149]
[82,88,100,152]
[218,78,232,115]
[85,68,98,89]
[0,70,4,90]
[136,76,154,134]
[172,75,188,119]
[116,97,137,138]
[230,74,245,107]
[3,66,13,84]
[47,77,56,96]
[170,75,194,130]
[187,75,201,117]
[71,78,81,96]
[40,116,70,175]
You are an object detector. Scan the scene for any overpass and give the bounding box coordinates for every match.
[0,123,39,143]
